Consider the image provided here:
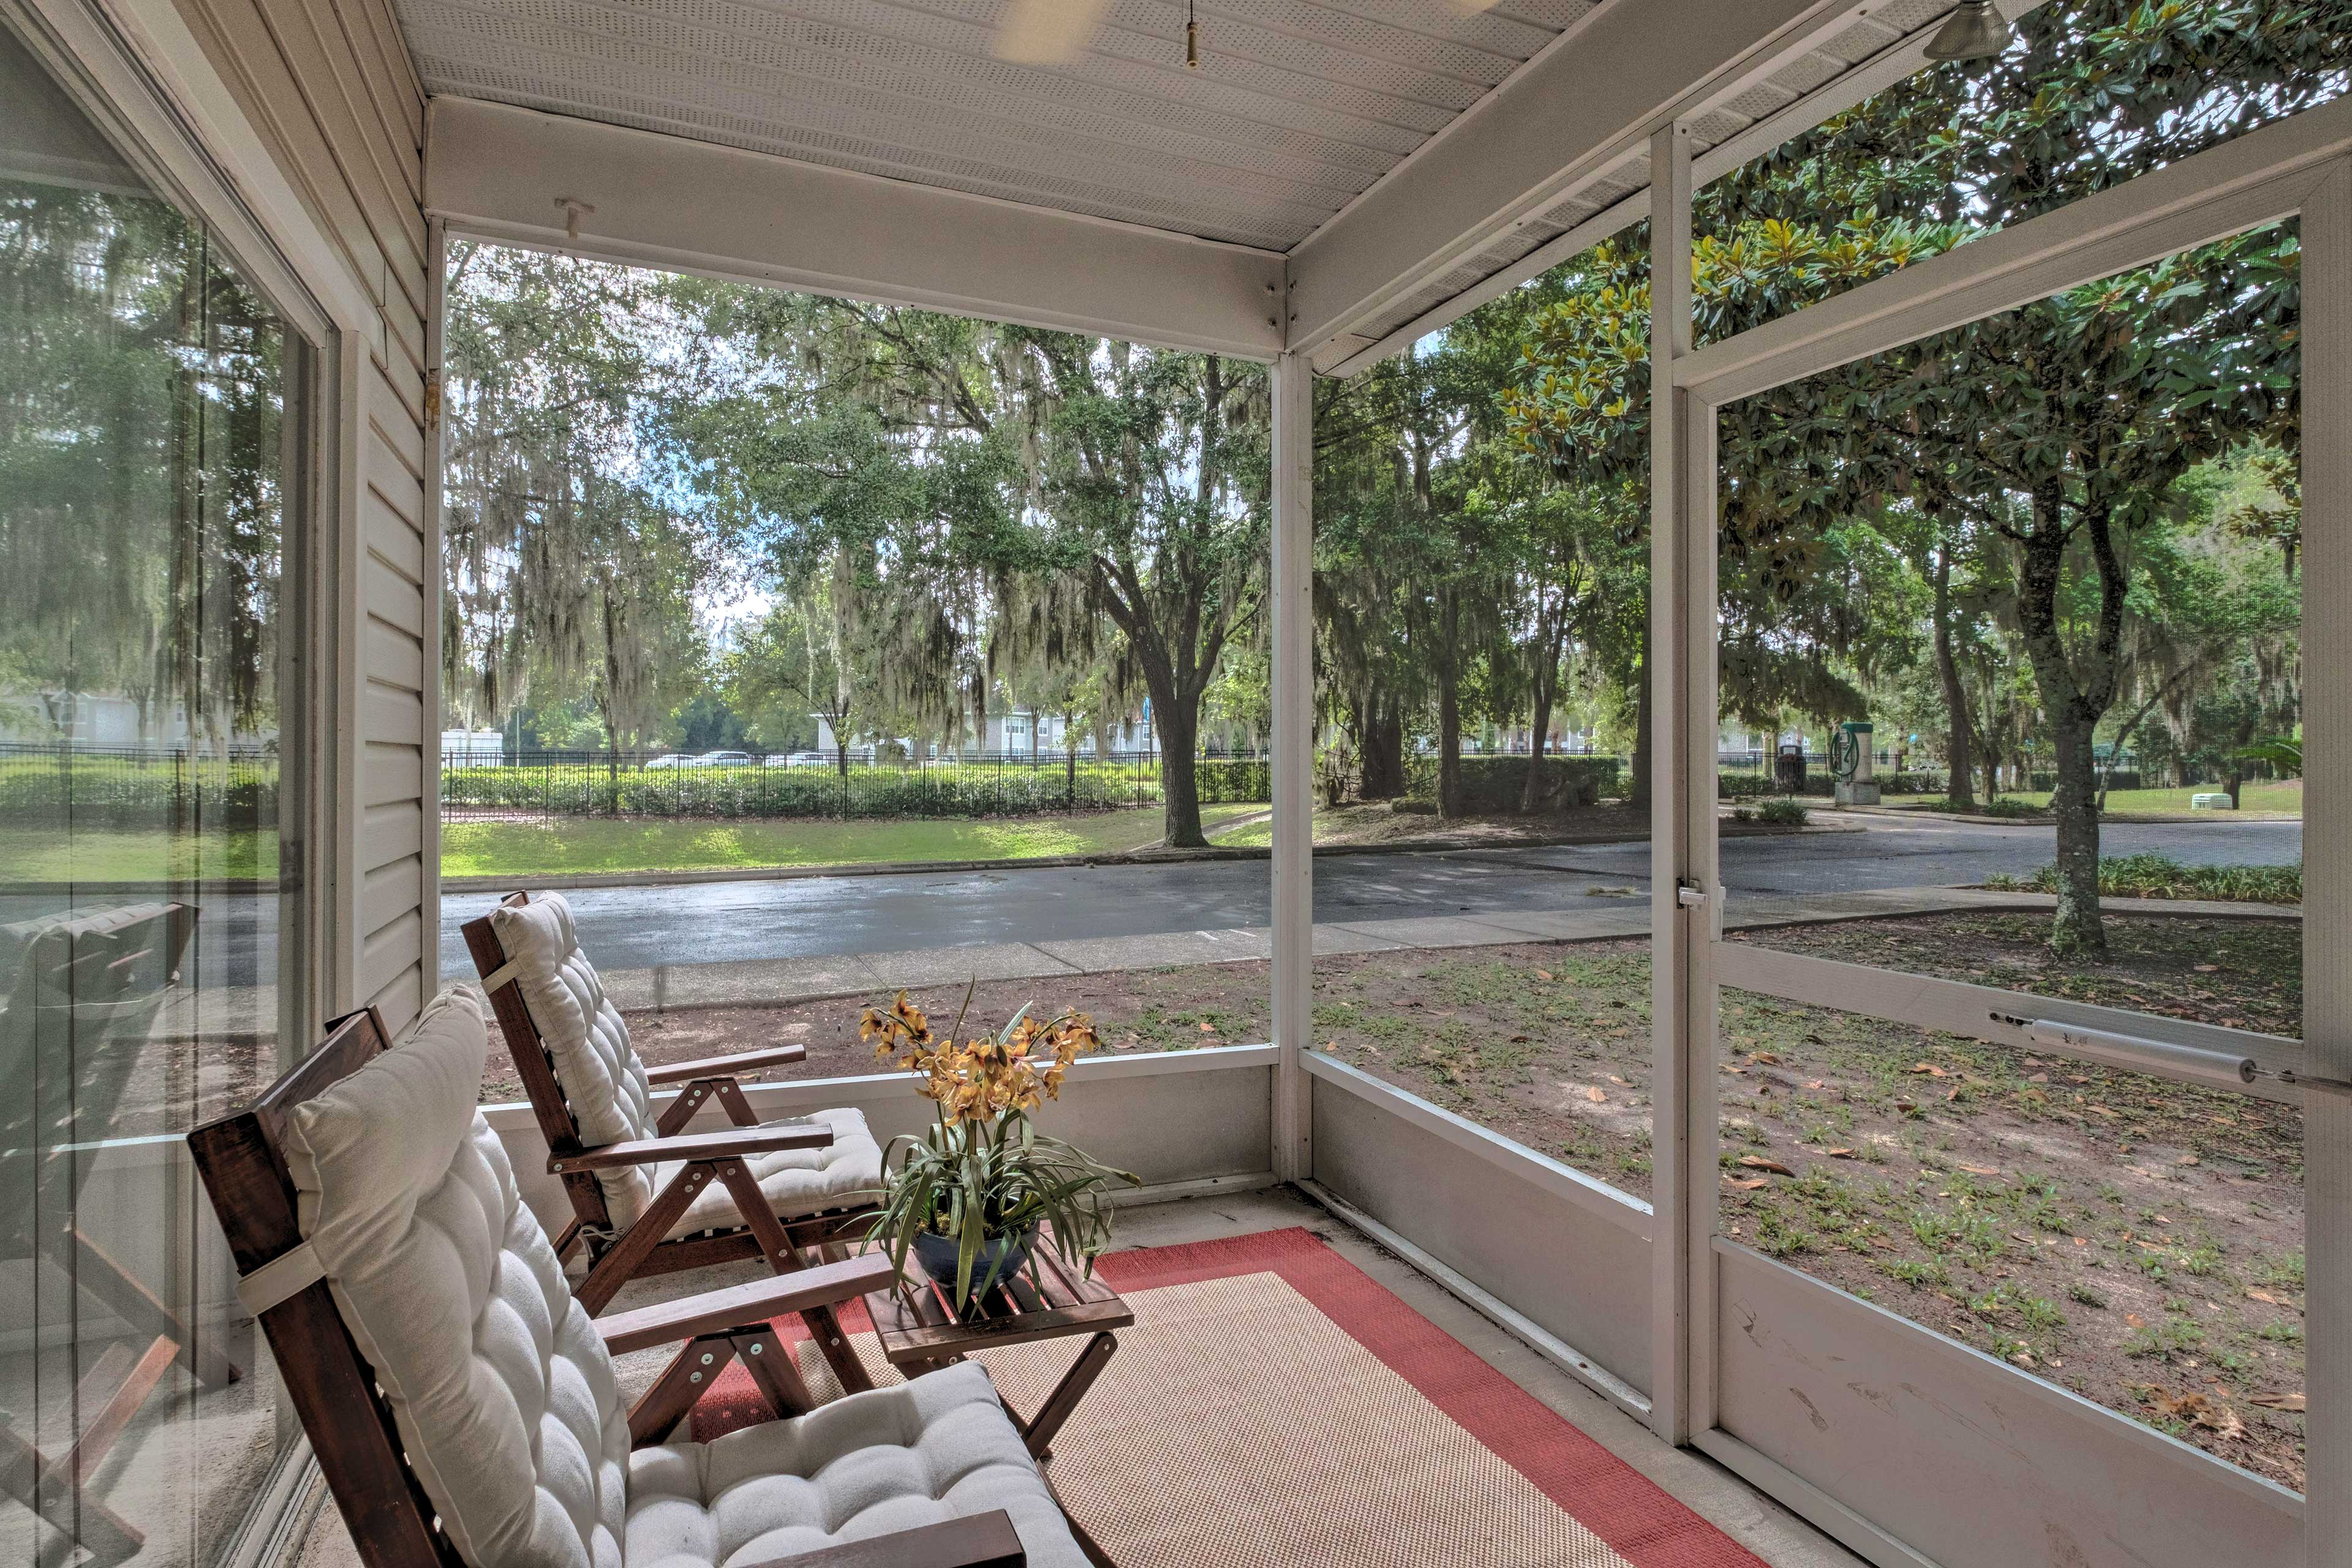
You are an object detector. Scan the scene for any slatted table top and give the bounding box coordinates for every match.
[862,1232,1133,1364]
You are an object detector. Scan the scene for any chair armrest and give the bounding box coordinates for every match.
[552,1123,833,1174]
[742,1512,1023,1568]
[597,1253,897,1354]
[646,1045,806,1085]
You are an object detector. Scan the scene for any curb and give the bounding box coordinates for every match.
[595,888,2299,1017]
[1831,804,2301,827]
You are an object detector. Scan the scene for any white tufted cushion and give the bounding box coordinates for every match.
[281,987,631,1568]
[655,1107,882,1240]
[627,1362,1087,1568]
[488,895,883,1237]
[489,894,663,1229]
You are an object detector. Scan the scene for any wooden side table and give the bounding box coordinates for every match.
[861,1237,1133,1462]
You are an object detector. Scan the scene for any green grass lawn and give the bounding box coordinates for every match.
[439,804,1265,878]
[1879,782,2302,819]
[0,827,279,883]
[0,805,1267,883]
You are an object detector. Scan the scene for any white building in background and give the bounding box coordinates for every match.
[440,729,505,767]
[0,689,277,753]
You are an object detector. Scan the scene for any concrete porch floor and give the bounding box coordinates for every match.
[290,1186,1863,1568]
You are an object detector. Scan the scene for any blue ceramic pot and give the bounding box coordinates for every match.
[911,1223,1039,1304]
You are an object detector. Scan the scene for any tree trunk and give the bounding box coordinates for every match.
[1519,680,1556,813]
[1931,548,1975,808]
[2015,497,2110,957]
[2048,714,2105,954]
[1436,592,1466,820]
[1357,698,1406,799]
[1156,687,1208,848]
[1627,654,1653,812]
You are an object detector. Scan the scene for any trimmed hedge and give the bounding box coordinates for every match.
[440,760,1159,820]
[1195,758,1271,804]
[1407,754,1621,814]
[0,753,277,827]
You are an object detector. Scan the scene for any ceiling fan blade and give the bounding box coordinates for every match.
[995,0,1114,63]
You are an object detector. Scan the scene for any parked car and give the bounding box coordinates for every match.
[690,750,755,767]
[782,751,832,769]
[641,753,691,770]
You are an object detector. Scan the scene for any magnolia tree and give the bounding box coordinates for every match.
[1506,0,2341,954]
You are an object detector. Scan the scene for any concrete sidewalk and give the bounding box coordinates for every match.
[597,885,2299,1014]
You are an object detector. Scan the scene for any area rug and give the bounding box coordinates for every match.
[692,1226,1768,1568]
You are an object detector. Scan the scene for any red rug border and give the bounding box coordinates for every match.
[1087,1227,1770,1568]
[698,1225,1769,1568]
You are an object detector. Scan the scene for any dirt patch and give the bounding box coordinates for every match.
[594,911,2307,1490]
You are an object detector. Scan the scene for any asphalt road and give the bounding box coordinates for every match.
[431,815,2304,976]
[5,816,2296,988]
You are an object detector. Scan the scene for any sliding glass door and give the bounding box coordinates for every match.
[1,21,309,1568]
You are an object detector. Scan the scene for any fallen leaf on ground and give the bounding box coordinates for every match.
[2195,963,2220,973]
[1959,1163,2002,1176]
[1725,1177,1769,1189]
[1826,1147,1858,1159]
[1750,1051,1781,1065]
[2248,1288,2283,1305]
[2125,1312,2147,1329]
[2147,1390,2245,1439]
[2251,1392,2307,1412]
[1738,1155,1794,1175]
[1536,970,1554,981]
[1911,1062,1952,1077]
[1199,1021,1216,1033]
[1584,1086,1607,1103]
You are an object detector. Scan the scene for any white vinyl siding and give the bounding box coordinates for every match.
[173,0,434,1033]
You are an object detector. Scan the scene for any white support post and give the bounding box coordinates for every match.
[2303,159,2350,1568]
[1646,119,1716,1447]
[1270,349,1316,1183]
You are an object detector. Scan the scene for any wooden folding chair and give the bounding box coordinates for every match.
[185,998,1099,1568]
[0,902,233,1568]
[461,891,882,1395]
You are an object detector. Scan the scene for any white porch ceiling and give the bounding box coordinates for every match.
[392,0,1595,252]
[401,0,1988,366]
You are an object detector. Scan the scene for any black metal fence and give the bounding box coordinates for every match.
[438,748,1273,825]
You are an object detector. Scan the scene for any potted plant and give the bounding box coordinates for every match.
[858,985,1140,1310]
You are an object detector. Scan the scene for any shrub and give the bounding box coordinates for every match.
[440,758,1161,820]
[1877,771,1945,795]
[0,750,278,827]
[1988,852,2301,905]
[1194,758,1271,804]
[1404,755,1621,814]
[1977,797,2045,819]
[1758,797,1808,827]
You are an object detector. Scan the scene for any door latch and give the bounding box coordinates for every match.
[1676,881,1708,908]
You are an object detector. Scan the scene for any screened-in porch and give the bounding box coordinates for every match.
[2,1,2346,1566]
